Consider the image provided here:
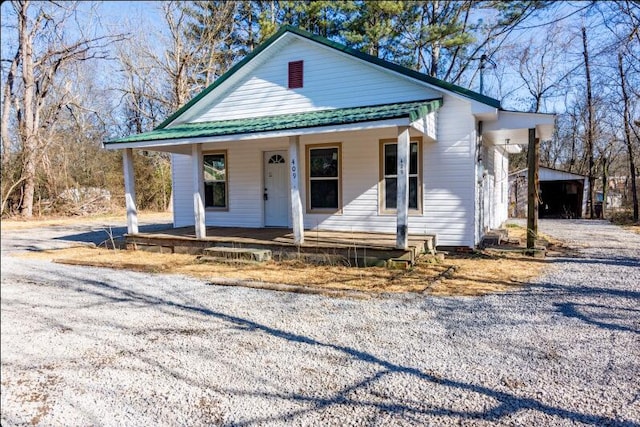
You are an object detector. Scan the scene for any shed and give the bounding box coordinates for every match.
[509,167,589,219]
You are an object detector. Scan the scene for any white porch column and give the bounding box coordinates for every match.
[396,126,410,250]
[123,148,138,234]
[289,135,304,244]
[192,143,206,238]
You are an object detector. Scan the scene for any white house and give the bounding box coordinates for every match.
[104,26,555,250]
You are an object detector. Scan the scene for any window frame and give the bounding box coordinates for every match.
[378,138,423,215]
[305,143,342,214]
[203,149,229,211]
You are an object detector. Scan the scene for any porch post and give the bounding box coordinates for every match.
[396,126,410,250]
[289,135,304,244]
[123,148,138,234]
[527,128,539,249]
[192,143,206,238]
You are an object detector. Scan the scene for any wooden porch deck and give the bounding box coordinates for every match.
[125,226,436,266]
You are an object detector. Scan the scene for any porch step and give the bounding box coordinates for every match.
[202,247,272,262]
[387,250,415,269]
[480,229,509,248]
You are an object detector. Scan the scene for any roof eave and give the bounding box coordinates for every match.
[104,117,411,151]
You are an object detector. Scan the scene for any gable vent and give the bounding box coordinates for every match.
[288,60,303,89]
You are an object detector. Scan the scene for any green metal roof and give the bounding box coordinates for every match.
[105,99,442,145]
[154,25,500,131]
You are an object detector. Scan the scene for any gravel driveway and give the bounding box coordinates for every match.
[1,219,639,426]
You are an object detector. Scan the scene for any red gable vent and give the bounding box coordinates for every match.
[288,60,303,89]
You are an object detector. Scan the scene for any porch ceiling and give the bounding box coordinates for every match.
[482,110,556,148]
[104,99,442,150]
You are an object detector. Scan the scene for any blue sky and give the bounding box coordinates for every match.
[0,1,606,115]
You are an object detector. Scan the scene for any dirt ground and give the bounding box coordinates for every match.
[5,211,555,297]
[22,235,548,298]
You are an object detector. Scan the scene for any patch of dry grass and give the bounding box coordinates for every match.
[627,225,640,235]
[23,241,548,297]
[505,223,563,247]
[609,210,640,235]
[428,253,544,296]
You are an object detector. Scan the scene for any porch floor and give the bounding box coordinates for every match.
[125,226,436,266]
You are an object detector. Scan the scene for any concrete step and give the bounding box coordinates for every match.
[202,247,272,262]
[480,228,509,247]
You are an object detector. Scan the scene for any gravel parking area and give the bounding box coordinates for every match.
[1,219,639,426]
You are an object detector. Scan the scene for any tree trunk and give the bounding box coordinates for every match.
[19,0,37,218]
[601,157,608,219]
[619,52,639,222]
[1,51,20,166]
[582,26,596,219]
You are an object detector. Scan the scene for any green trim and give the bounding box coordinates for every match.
[155,25,499,131]
[105,99,442,145]
[409,99,443,122]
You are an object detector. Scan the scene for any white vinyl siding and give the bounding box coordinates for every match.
[298,97,475,248]
[493,147,509,227]
[423,96,477,247]
[193,38,440,122]
[479,145,509,232]
[171,95,477,247]
[172,138,290,228]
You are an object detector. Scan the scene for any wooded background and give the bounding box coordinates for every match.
[1,0,638,220]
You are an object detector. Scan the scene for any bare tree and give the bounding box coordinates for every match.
[619,51,639,221]
[515,25,580,113]
[582,25,597,219]
[2,0,124,217]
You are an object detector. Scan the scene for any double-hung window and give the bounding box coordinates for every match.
[306,144,341,212]
[203,151,227,209]
[380,139,421,212]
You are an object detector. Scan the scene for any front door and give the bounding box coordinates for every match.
[264,151,288,227]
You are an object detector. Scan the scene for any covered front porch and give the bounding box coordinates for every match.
[110,99,443,252]
[125,225,436,267]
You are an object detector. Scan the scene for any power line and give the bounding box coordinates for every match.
[514,3,593,31]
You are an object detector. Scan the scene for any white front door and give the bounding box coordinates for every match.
[264,151,289,227]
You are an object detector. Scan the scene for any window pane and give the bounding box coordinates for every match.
[384,144,397,175]
[310,148,338,177]
[409,142,418,175]
[204,154,225,181]
[310,180,338,209]
[385,177,397,209]
[385,177,418,210]
[409,176,418,209]
[204,182,226,208]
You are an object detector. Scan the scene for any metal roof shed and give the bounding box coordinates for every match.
[509,167,589,219]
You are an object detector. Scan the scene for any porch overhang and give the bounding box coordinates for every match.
[481,110,556,150]
[103,98,443,152]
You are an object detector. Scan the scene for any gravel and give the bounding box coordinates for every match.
[1,219,639,426]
